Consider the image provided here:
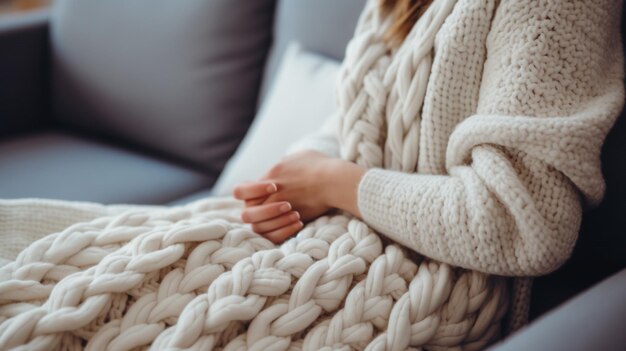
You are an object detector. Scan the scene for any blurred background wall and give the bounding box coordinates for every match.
[0,0,50,14]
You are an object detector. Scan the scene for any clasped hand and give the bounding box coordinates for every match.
[232,150,365,244]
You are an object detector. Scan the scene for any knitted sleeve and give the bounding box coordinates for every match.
[356,1,625,276]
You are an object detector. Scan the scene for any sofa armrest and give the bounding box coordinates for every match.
[0,9,51,139]
[489,267,626,351]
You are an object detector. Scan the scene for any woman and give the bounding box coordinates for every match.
[232,0,625,334]
[235,0,624,277]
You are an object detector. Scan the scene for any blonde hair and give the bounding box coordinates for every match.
[380,0,433,47]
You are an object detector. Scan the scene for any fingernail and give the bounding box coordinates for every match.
[280,203,291,212]
[266,183,277,193]
[292,211,300,220]
[295,221,304,228]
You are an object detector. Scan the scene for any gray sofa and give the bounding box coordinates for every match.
[1,1,625,349]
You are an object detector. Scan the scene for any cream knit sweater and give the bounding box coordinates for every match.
[288,0,625,279]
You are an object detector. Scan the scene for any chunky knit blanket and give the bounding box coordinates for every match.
[0,197,508,350]
[2,0,624,349]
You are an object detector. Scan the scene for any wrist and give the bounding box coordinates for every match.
[322,158,366,218]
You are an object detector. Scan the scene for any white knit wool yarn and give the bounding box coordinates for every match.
[0,199,273,350]
[337,0,457,173]
[0,197,508,350]
[336,1,390,169]
[382,0,457,172]
[365,268,508,351]
[299,245,417,350]
[151,216,383,350]
[303,247,410,350]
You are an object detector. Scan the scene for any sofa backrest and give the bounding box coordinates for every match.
[258,0,368,105]
[50,0,276,177]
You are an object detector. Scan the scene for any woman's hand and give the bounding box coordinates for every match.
[233,150,366,244]
[232,180,304,242]
[233,151,334,243]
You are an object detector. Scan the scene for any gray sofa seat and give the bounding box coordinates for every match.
[489,267,626,351]
[0,132,213,204]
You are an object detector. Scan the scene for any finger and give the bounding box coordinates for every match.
[233,181,277,200]
[251,211,300,234]
[263,221,304,244]
[241,201,292,223]
[245,197,267,207]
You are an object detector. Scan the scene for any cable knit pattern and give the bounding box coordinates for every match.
[0,0,623,350]
[0,199,508,350]
[0,198,270,349]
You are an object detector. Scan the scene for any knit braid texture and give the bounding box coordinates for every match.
[0,198,508,350]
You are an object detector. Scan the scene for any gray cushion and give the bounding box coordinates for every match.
[50,0,276,176]
[489,268,626,351]
[0,132,213,204]
[259,0,367,102]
